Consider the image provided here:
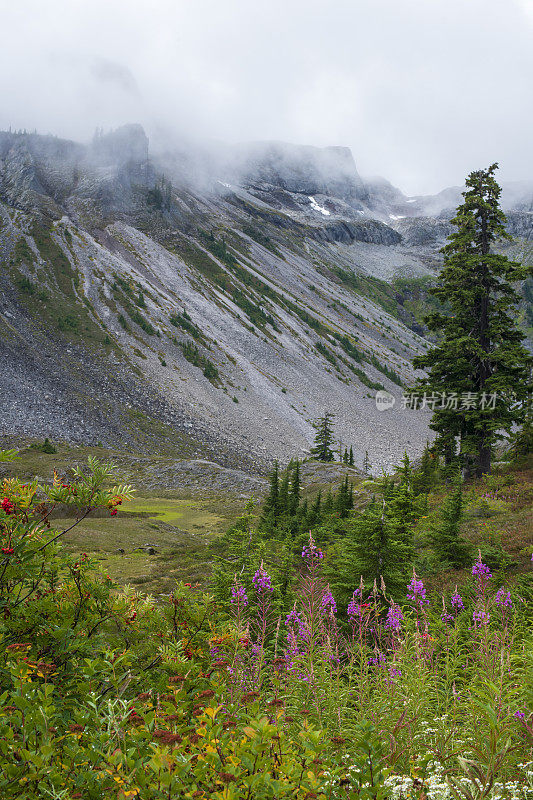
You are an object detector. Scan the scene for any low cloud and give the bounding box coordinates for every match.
[0,0,532,194]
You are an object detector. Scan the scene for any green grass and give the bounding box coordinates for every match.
[124,496,226,528]
[0,441,249,593]
[54,495,241,593]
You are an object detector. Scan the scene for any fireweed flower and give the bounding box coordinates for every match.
[285,607,301,627]
[385,603,403,632]
[230,583,248,606]
[472,555,492,582]
[347,592,363,623]
[407,574,429,607]
[472,608,490,626]
[252,564,273,594]
[302,541,323,561]
[495,587,512,608]
[441,599,454,625]
[387,666,402,682]
[320,588,337,616]
[451,589,464,612]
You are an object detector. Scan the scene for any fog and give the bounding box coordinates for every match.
[1,0,533,195]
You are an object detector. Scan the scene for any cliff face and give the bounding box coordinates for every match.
[0,125,530,471]
[235,141,369,204]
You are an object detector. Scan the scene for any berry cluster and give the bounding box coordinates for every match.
[1,497,15,515]
[108,495,123,516]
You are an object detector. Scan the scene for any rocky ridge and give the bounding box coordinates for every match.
[0,125,531,474]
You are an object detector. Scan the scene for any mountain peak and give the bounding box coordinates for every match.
[90,124,149,166]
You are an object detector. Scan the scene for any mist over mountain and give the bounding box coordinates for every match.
[0,123,532,471]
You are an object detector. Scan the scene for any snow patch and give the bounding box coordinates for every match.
[308,196,330,216]
[389,214,406,220]
[406,198,417,203]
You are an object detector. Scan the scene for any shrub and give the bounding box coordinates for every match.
[41,437,57,454]
[0,449,531,799]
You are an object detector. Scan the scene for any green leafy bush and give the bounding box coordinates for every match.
[0,450,531,799]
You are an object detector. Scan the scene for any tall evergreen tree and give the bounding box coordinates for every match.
[310,412,336,462]
[278,468,290,516]
[349,446,355,467]
[289,459,301,516]
[334,476,350,517]
[413,164,532,476]
[413,442,438,495]
[261,461,280,525]
[363,451,371,476]
[304,490,322,530]
[331,474,414,605]
[322,488,334,514]
[430,477,471,567]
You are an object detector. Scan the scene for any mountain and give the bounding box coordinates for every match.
[1,125,531,472]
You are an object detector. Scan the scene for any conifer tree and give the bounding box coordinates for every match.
[310,412,336,462]
[304,490,322,530]
[413,442,438,495]
[335,477,355,518]
[430,477,471,567]
[261,461,280,525]
[343,448,349,464]
[278,467,290,516]
[289,459,301,515]
[389,456,416,562]
[334,476,349,517]
[363,450,371,475]
[322,488,334,514]
[349,446,355,466]
[413,164,532,476]
[331,478,413,605]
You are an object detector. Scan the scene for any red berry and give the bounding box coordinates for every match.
[1,498,15,514]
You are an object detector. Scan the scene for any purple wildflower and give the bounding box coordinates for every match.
[472,608,490,626]
[285,607,301,627]
[514,711,526,721]
[388,666,402,679]
[451,589,464,612]
[472,555,492,581]
[441,611,454,625]
[230,583,248,606]
[252,564,273,594]
[285,607,309,639]
[385,603,404,632]
[347,593,362,623]
[302,542,323,561]
[407,574,429,607]
[320,588,337,616]
[495,587,512,608]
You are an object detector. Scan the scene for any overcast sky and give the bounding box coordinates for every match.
[1,0,532,194]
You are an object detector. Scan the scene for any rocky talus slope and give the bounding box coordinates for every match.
[1,126,531,472]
